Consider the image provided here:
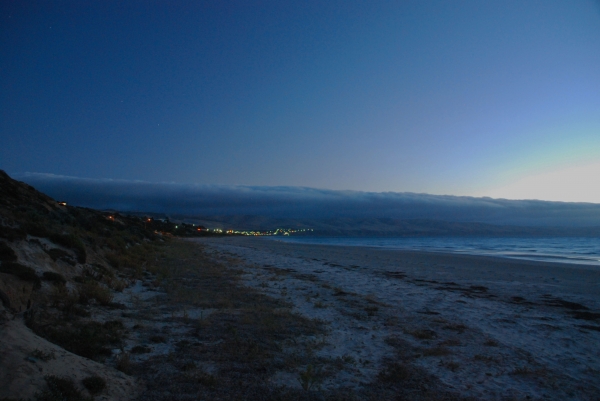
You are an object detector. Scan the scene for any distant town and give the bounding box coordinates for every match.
[99,211,313,237]
[204,227,313,236]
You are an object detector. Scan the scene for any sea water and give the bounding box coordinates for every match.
[274,236,600,266]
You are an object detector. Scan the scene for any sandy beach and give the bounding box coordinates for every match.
[195,236,600,400]
[3,234,599,400]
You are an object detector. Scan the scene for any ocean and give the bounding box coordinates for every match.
[274,236,600,266]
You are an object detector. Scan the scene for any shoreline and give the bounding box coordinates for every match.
[195,236,600,399]
[264,236,600,267]
[234,236,600,297]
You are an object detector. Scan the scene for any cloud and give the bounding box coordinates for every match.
[14,172,600,227]
[484,161,600,203]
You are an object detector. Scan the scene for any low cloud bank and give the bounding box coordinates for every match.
[15,173,600,227]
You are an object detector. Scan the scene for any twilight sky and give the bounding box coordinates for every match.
[2,1,600,202]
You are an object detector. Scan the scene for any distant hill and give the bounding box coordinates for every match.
[8,170,600,237]
[17,173,600,228]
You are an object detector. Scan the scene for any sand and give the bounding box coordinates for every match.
[194,236,600,400]
[0,318,140,401]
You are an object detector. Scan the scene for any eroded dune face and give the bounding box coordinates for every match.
[0,170,154,400]
[0,319,139,400]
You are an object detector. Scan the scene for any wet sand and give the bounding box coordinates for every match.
[195,236,600,400]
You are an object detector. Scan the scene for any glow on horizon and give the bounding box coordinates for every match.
[482,160,600,203]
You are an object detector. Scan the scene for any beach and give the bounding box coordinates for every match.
[195,236,600,400]
[4,234,598,400]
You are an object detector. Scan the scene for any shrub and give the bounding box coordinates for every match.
[42,271,67,285]
[105,253,122,269]
[116,352,131,374]
[35,375,92,401]
[49,285,80,312]
[45,249,75,265]
[180,361,196,371]
[149,335,166,343]
[0,262,41,289]
[24,223,51,239]
[81,376,106,395]
[79,282,113,306]
[130,345,151,354]
[378,362,412,383]
[194,371,218,387]
[107,277,127,292]
[0,225,26,241]
[49,234,86,264]
[297,364,323,391]
[0,242,17,261]
[30,349,56,361]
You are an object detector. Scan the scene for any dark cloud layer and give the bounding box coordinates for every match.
[15,173,600,227]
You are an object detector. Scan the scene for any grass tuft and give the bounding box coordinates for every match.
[298,364,323,391]
[30,349,56,361]
[35,375,92,401]
[78,282,113,306]
[81,376,106,395]
[406,328,437,340]
[130,345,151,354]
[423,346,451,357]
[116,352,131,374]
[42,271,67,285]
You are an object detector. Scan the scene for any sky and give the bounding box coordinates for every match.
[2,1,600,203]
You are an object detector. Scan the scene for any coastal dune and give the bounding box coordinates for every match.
[197,236,600,400]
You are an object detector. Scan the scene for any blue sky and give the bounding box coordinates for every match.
[2,1,600,202]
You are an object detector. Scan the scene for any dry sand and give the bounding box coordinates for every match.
[194,236,600,400]
[0,318,139,401]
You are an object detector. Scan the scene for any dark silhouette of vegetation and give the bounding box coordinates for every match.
[35,375,92,401]
[0,242,17,261]
[0,262,41,289]
[81,376,106,395]
[42,271,67,285]
[26,317,125,361]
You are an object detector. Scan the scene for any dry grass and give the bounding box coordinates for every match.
[440,360,461,372]
[132,240,330,399]
[78,282,113,306]
[439,338,461,347]
[49,285,79,311]
[26,315,125,361]
[405,328,437,340]
[443,323,468,333]
[116,352,131,375]
[30,349,56,361]
[422,346,451,357]
[473,354,498,364]
[81,375,106,395]
[35,375,91,401]
[510,366,547,377]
